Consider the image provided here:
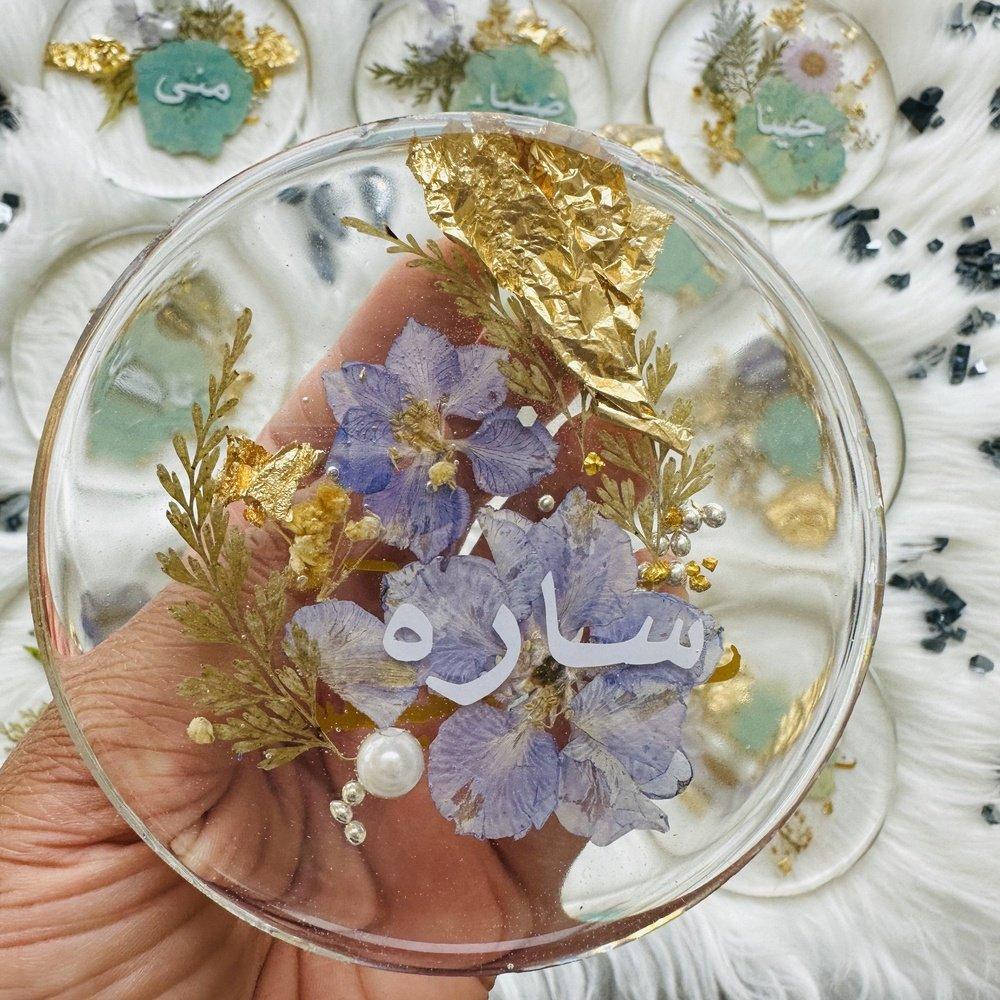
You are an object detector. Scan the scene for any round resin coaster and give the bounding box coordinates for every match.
[720,676,895,896]
[648,0,895,220]
[42,0,309,198]
[355,0,611,129]
[30,114,883,975]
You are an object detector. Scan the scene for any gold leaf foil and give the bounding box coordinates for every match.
[216,434,320,527]
[45,37,131,78]
[406,132,691,451]
[513,10,576,54]
[597,124,680,173]
[764,479,837,548]
[234,24,299,94]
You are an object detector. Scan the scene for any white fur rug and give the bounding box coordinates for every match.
[2,1,1000,998]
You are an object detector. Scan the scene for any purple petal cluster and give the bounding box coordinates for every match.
[391,489,724,845]
[323,319,557,561]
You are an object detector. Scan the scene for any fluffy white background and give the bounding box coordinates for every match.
[1,1,1000,998]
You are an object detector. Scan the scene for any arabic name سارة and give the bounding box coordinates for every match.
[383,570,706,706]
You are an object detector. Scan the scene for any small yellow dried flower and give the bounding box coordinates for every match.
[287,483,350,593]
[582,451,606,476]
[344,514,382,542]
[289,482,350,534]
[187,717,215,744]
[427,457,458,489]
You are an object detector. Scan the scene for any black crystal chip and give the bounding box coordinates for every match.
[843,223,880,261]
[831,204,859,229]
[970,654,995,674]
[888,228,908,246]
[927,238,944,253]
[0,492,29,532]
[961,214,976,229]
[983,804,1000,825]
[885,272,911,290]
[921,635,948,653]
[957,238,992,258]
[900,95,941,132]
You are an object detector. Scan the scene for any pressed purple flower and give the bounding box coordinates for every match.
[288,600,424,728]
[428,703,560,840]
[324,319,557,561]
[417,491,724,844]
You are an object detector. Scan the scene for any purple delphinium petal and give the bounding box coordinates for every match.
[555,744,670,847]
[383,555,515,684]
[322,362,408,423]
[428,704,559,839]
[528,488,636,635]
[288,600,422,729]
[567,665,691,797]
[367,455,471,562]
[479,508,545,619]
[385,319,460,406]
[590,592,724,692]
[444,344,508,420]
[458,407,558,496]
[326,407,397,493]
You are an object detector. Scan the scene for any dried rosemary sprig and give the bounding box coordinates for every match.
[595,336,716,557]
[368,37,470,110]
[157,309,340,769]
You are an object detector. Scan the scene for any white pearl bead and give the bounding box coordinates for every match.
[355,728,425,799]
[667,562,687,587]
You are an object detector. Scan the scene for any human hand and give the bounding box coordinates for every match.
[0,259,594,998]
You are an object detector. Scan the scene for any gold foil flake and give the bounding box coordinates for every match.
[701,555,719,572]
[582,451,605,476]
[45,37,131,78]
[767,0,807,32]
[638,560,672,589]
[471,0,575,54]
[706,643,742,684]
[765,668,829,760]
[513,10,576,54]
[406,133,691,452]
[234,24,299,94]
[597,123,684,174]
[703,115,742,173]
[472,0,517,50]
[764,479,837,548]
[216,434,321,527]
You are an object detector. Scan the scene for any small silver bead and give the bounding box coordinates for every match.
[701,502,727,528]
[537,494,556,513]
[680,504,702,533]
[342,780,366,806]
[344,820,367,846]
[667,562,687,587]
[669,531,691,557]
[329,800,352,824]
